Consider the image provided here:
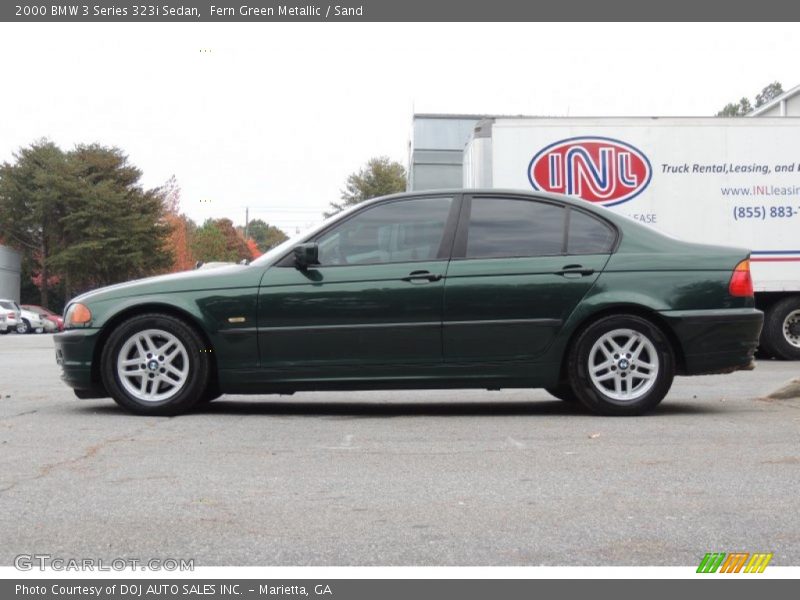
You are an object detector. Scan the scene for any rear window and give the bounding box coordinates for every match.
[0,301,17,310]
[567,210,615,254]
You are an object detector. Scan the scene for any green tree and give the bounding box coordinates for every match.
[243,218,288,252]
[717,97,753,117]
[325,156,406,217]
[0,140,174,305]
[717,81,783,116]
[755,81,784,108]
[191,218,250,263]
[191,220,229,263]
[49,144,172,299]
[0,140,71,307]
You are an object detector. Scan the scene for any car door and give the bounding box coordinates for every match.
[443,194,616,362]
[257,195,460,371]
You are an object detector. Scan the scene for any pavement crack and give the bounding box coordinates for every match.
[0,420,170,496]
[37,435,128,478]
[0,409,38,424]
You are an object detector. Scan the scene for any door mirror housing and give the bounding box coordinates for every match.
[293,243,319,270]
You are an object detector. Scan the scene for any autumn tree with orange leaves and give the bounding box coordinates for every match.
[160,176,197,272]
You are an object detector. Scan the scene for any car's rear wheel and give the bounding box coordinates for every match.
[100,313,210,416]
[760,297,800,360]
[568,315,674,416]
[17,319,30,334]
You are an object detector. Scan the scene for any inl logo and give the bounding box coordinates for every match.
[696,552,773,573]
[528,136,652,207]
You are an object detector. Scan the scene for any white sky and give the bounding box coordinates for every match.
[0,22,798,233]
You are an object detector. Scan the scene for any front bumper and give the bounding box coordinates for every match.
[660,308,764,375]
[53,328,107,397]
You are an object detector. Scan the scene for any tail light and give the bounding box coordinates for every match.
[729,258,754,297]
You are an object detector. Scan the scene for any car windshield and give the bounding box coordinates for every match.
[249,202,369,267]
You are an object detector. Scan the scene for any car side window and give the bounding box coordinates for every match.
[316,197,453,266]
[568,210,615,254]
[465,197,565,259]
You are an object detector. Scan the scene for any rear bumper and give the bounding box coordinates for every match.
[659,308,764,375]
[53,328,107,397]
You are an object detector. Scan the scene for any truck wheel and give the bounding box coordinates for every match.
[100,313,211,416]
[760,297,800,360]
[567,315,674,416]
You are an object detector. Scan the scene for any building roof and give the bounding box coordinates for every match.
[749,83,800,116]
[413,113,539,120]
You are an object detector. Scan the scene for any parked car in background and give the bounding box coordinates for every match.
[17,307,47,334]
[55,190,763,417]
[0,299,21,334]
[39,316,58,333]
[21,305,64,332]
[0,312,7,334]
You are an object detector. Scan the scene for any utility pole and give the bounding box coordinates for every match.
[244,207,249,240]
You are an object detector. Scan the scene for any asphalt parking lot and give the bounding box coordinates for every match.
[1,333,799,566]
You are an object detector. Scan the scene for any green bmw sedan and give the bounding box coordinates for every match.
[54,190,763,416]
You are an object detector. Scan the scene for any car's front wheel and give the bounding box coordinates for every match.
[17,319,30,334]
[568,315,674,416]
[100,313,211,416]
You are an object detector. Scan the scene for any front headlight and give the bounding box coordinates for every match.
[64,303,93,328]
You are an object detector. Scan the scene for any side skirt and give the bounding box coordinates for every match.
[217,361,561,394]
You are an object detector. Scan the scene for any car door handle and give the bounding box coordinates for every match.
[402,270,443,283]
[556,264,596,278]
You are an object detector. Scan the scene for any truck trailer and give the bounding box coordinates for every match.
[460,117,800,359]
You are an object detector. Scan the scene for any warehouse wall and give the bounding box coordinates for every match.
[409,116,482,190]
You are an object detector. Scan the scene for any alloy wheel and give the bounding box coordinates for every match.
[116,329,190,402]
[587,328,659,402]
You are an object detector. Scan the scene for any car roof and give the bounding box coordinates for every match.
[362,188,611,217]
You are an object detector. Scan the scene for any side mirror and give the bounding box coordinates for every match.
[293,243,319,270]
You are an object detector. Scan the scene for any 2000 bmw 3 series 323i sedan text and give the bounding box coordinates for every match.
[53,190,763,416]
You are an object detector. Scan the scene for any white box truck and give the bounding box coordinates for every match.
[463,117,800,359]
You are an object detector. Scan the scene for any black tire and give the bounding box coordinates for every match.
[567,314,675,416]
[0,329,10,335]
[754,346,773,360]
[545,383,580,403]
[759,297,800,361]
[100,313,211,416]
[17,319,30,334]
[198,384,223,404]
